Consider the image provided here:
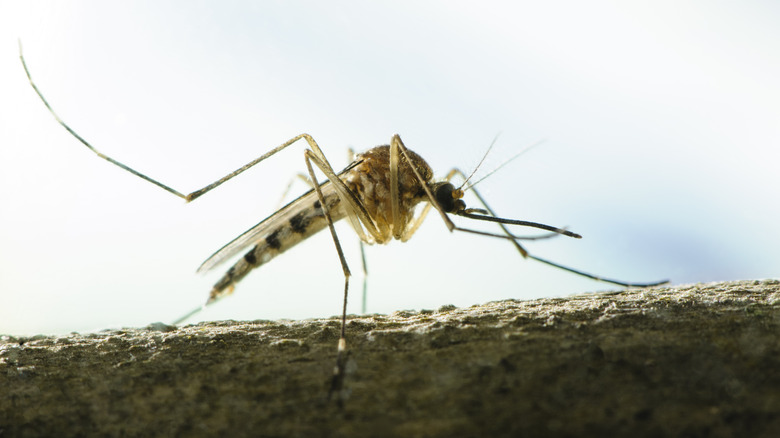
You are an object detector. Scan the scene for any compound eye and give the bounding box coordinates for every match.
[434,183,458,212]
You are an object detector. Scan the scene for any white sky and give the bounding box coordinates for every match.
[1,1,778,335]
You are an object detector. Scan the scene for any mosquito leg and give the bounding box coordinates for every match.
[399,203,433,242]
[20,46,350,206]
[526,254,669,287]
[23,44,383,246]
[300,143,400,402]
[345,146,370,314]
[446,168,668,287]
[300,151,353,404]
[19,44,187,199]
[278,158,370,314]
[280,160,370,314]
[302,139,381,243]
[388,135,403,238]
[274,173,312,209]
[277,171,372,315]
[391,135,458,233]
[359,240,368,314]
[445,168,533,253]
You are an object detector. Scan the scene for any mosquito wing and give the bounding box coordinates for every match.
[196,181,340,273]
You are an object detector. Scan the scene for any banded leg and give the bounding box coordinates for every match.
[299,150,353,404]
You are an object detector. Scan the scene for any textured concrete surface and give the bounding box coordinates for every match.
[2,279,780,437]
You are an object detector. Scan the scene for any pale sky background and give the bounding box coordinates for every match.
[1,1,778,335]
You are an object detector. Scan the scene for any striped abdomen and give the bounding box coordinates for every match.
[206,189,344,303]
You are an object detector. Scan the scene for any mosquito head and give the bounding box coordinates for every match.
[432,182,467,213]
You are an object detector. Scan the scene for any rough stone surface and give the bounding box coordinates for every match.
[2,279,780,437]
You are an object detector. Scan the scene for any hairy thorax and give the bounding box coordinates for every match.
[344,145,434,243]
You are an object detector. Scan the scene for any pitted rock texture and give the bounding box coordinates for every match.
[2,280,779,437]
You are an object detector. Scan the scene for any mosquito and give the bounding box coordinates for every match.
[19,43,668,402]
